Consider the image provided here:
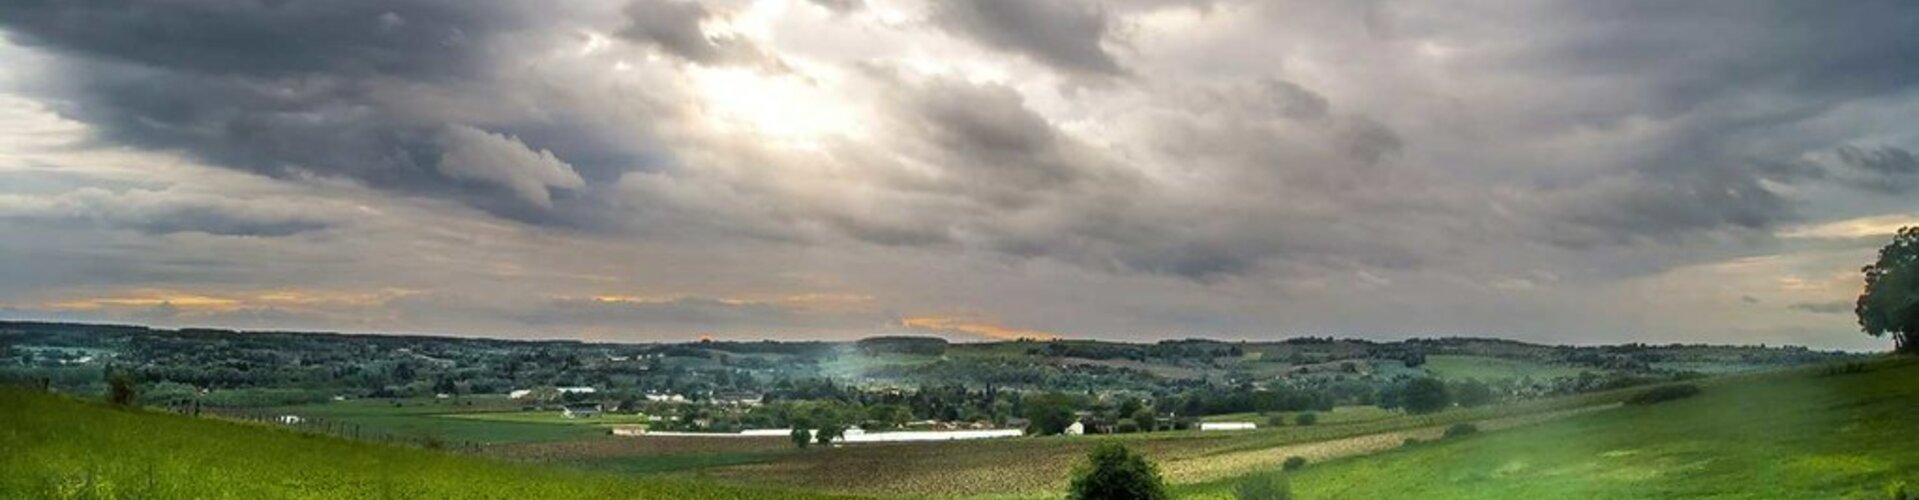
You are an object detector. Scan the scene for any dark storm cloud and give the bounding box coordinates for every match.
[0,0,619,224]
[1482,0,1919,246]
[932,0,1124,77]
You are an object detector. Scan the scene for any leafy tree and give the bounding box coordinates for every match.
[1132,408,1158,432]
[1067,443,1169,500]
[1399,377,1451,414]
[106,368,138,407]
[1858,226,1919,354]
[815,422,846,445]
[789,427,811,449]
[1234,472,1293,500]
[1023,393,1080,435]
[1452,379,1495,407]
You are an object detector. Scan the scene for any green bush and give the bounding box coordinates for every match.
[1626,384,1702,406]
[1267,415,1286,427]
[1068,443,1169,500]
[1282,456,1308,471]
[1294,412,1318,426]
[1116,418,1140,433]
[1889,481,1909,500]
[1443,423,1479,438]
[105,370,137,407]
[1234,472,1292,500]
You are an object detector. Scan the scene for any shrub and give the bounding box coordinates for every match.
[1443,423,1479,438]
[790,427,811,449]
[1234,472,1292,500]
[1294,412,1318,426]
[1282,456,1308,471]
[1398,377,1451,414]
[1068,443,1169,500]
[1116,418,1140,434]
[815,423,845,445]
[106,370,138,407]
[1626,384,1702,405]
[1402,437,1423,447]
[1267,415,1286,427]
[1889,481,1909,500]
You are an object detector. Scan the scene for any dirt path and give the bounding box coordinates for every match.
[1160,404,1622,482]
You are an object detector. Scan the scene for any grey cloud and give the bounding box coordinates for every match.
[1260,79,1331,122]
[1338,117,1402,166]
[1788,301,1852,315]
[0,0,636,225]
[932,0,1124,76]
[0,188,337,237]
[436,125,585,209]
[807,0,863,14]
[619,0,774,67]
[1831,145,1919,194]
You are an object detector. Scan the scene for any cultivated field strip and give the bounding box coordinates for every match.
[1160,404,1622,482]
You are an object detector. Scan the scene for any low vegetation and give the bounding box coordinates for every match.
[0,387,842,500]
[1179,357,1919,499]
[1624,384,1702,405]
[1068,444,1169,500]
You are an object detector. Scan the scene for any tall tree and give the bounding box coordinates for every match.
[1858,226,1919,354]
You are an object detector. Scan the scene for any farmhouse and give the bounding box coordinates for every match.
[1199,422,1257,431]
[561,403,602,418]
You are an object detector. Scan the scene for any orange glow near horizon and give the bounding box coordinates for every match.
[899,315,1061,341]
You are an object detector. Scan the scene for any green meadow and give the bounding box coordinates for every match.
[0,388,843,500]
[1178,357,1919,499]
[261,397,615,445]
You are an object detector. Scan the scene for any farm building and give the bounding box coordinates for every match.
[1064,421,1085,435]
[1199,422,1258,431]
[561,403,602,418]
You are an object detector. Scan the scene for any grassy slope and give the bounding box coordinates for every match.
[1180,357,1919,499]
[0,388,848,500]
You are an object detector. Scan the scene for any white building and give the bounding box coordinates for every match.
[1199,422,1258,431]
[1064,421,1086,435]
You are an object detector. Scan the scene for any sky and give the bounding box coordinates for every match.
[0,0,1914,349]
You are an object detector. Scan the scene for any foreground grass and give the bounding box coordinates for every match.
[0,388,848,500]
[1179,357,1919,499]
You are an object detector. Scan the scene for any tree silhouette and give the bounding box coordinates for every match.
[1858,226,1918,354]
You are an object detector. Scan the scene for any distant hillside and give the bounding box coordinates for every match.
[0,386,846,499]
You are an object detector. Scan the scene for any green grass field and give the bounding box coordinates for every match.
[262,397,614,445]
[1423,355,1593,381]
[0,388,848,500]
[440,410,650,427]
[1179,357,1919,499]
